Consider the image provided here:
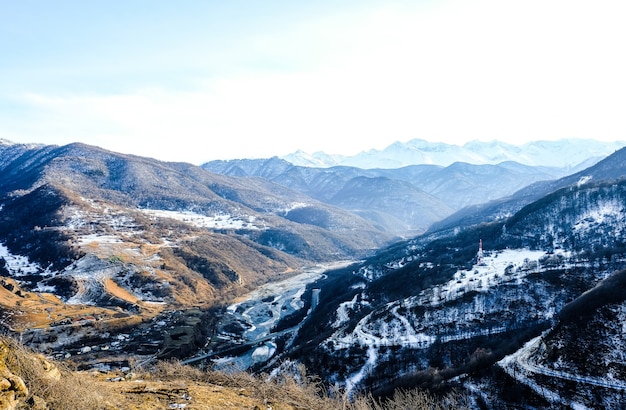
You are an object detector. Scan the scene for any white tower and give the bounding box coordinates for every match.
[477,239,486,266]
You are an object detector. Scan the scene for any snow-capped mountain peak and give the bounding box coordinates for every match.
[282,138,626,169]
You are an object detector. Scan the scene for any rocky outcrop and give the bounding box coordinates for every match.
[0,340,28,410]
[0,337,62,410]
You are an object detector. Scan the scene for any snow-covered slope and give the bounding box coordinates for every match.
[283,138,625,169]
[270,177,626,407]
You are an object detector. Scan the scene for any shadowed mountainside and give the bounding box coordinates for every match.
[264,147,626,407]
[428,145,626,235]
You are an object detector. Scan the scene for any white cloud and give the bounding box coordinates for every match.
[6,0,626,163]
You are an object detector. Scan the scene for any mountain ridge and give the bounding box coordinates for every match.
[429,144,626,235]
[282,138,625,169]
[204,157,573,236]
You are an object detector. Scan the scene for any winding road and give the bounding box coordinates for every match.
[501,335,626,395]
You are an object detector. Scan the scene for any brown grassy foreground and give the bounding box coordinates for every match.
[0,336,467,410]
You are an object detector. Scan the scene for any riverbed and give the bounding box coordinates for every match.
[209,261,353,370]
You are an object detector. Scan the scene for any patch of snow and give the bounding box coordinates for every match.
[251,342,277,363]
[577,175,592,187]
[355,265,384,281]
[33,283,57,293]
[345,343,378,394]
[0,242,52,277]
[141,209,261,230]
[573,200,623,233]
[281,202,309,213]
[332,303,435,351]
[77,234,123,245]
[421,249,549,307]
[332,294,359,328]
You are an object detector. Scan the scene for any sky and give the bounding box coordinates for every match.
[1,0,625,164]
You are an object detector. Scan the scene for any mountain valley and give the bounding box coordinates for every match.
[2,138,626,408]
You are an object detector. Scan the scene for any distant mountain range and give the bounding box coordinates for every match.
[282,138,625,169]
[203,156,585,236]
[429,143,626,235]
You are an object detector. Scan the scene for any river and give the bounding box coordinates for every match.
[197,261,352,370]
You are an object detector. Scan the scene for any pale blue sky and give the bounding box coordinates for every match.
[1,0,625,163]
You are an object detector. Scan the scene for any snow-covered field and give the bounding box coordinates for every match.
[0,242,51,277]
[419,248,549,307]
[64,205,266,250]
[77,234,123,246]
[335,248,553,347]
[141,209,263,230]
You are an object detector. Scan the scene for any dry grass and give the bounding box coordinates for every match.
[103,277,141,305]
[146,360,339,409]
[1,336,467,409]
[2,337,121,409]
[145,360,468,410]
[0,279,122,332]
[363,388,469,410]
